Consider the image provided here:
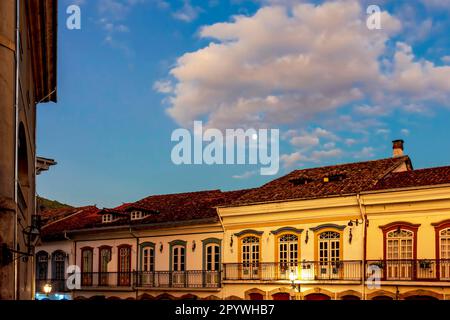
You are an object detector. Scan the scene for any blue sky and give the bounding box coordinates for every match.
[37,0,450,208]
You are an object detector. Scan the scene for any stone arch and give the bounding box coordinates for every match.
[202,295,221,300]
[225,295,243,300]
[245,288,266,300]
[400,289,443,300]
[268,287,295,300]
[367,290,396,300]
[138,293,155,300]
[155,293,177,300]
[303,288,334,300]
[337,290,362,300]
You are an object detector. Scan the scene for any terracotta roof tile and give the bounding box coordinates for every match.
[40,189,251,239]
[229,156,411,206]
[41,206,100,240]
[370,165,450,191]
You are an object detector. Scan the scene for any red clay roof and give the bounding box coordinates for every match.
[41,206,100,240]
[229,156,411,206]
[40,189,250,239]
[369,165,450,191]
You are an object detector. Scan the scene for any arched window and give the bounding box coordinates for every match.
[386,229,414,280]
[81,247,93,286]
[117,245,132,286]
[241,236,260,278]
[439,228,450,279]
[142,246,155,272]
[386,229,414,260]
[318,231,341,262]
[139,242,155,286]
[316,230,342,279]
[172,245,185,272]
[52,251,66,280]
[278,234,298,266]
[99,246,111,286]
[202,238,221,286]
[36,251,48,280]
[277,234,299,279]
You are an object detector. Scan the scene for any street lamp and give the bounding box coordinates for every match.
[43,283,52,297]
[289,270,301,300]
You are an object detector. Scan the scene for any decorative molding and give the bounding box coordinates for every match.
[309,223,346,232]
[379,221,421,231]
[234,229,264,237]
[169,239,187,247]
[271,227,303,235]
[431,219,450,228]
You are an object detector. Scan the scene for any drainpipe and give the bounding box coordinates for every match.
[128,226,139,299]
[356,194,367,299]
[13,0,21,301]
[215,208,225,299]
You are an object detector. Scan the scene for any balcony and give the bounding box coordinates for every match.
[36,271,221,292]
[223,261,362,282]
[136,271,221,289]
[366,259,450,281]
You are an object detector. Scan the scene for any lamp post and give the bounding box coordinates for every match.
[289,270,301,300]
[43,283,52,297]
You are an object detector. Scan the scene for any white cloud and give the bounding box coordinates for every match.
[345,138,357,146]
[442,56,450,64]
[376,128,390,135]
[290,135,319,148]
[280,152,305,168]
[353,146,375,159]
[153,80,174,94]
[232,170,257,179]
[310,148,343,161]
[401,128,410,136]
[172,0,202,22]
[354,105,389,116]
[164,1,408,129]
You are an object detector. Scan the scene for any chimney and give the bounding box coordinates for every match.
[392,139,404,157]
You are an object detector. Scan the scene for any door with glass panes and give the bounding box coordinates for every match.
[172,246,185,286]
[241,236,260,279]
[205,244,220,285]
[118,246,131,286]
[386,229,413,280]
[440,228,450,280]
[317,231,341,279]
[141,246,155,286]
[278,234,298,279]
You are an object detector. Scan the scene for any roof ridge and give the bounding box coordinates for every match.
[291,155,409,173]
[390,164,450,173]
[42,206,98,228]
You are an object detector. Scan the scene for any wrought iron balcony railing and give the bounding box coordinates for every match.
[36,271,221,292]
[223,261,362,281]
[366,259,450,281]
[136,271,221,288]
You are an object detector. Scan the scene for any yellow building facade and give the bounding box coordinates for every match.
[36,141,450,300]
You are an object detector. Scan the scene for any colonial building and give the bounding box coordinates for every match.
[36,141,450,300]
[0,0,57,300]
[36,190,246,300]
